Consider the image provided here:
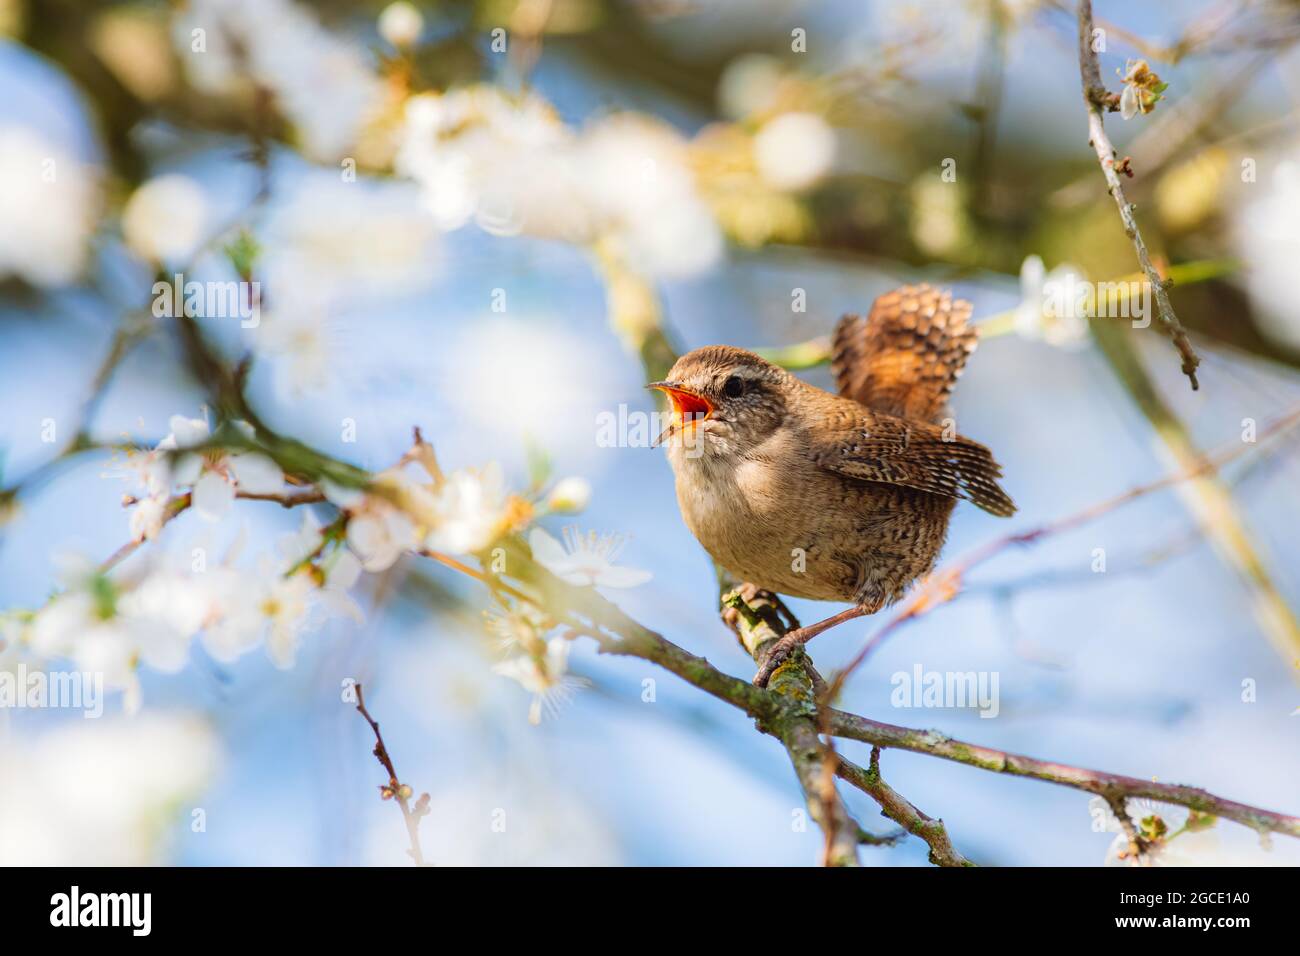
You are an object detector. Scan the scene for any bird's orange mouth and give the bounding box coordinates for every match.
[648,381,713,445]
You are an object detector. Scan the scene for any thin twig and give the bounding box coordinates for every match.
[419,549,540,609]
[835,748,972,866]
[354,683,430,866]
[824,402,1300,698]
[1105,793,1145,861]
[756,259,1235,372]
[1092,317,1300,664]
[1076,0,1200,389]
[1049,0,1241,64]
[99,488,327,574]
[964,427,1295,597]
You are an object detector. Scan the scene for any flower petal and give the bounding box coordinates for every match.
[171,453,202,487]
[192,470,236,521]
[1120,85,1139,120]
[321,478,364,509]
[327,549,362,590]
[528,527,570,571]
[594,565,653,589]
[168,415,210,447]
[229,452,284,495]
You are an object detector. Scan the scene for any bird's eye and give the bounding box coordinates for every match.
[722,375,745,398]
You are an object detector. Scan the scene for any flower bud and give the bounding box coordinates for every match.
[378,2,423,49]
[544,476,591,514]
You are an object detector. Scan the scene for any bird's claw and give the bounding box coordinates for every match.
[753,634,800,687]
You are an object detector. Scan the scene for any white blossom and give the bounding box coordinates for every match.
[544,476,592,514]
[483,604,552,653]
[261,569,318,669]
[28,557,204,711]
[378,2,423,48]
[251,173,438,395]
[580,115,723,278]
[397,86,574,233]
[1085,795,1265,867]
[753,112,836,191]
[200,561,329,670]
[1118,59,1165,121]
[717,53,785,120]
[0,715,219,865]
[0,126,98,288]
[260,173,438,297]
[493,636,586,725]
[121,173,208,264]
[528,527,652,588]
[256,512,364,667]
[196,567,268,664]
[1119,84,1141,121]
[1014,255,1090,349]
[345,506,416,571]
[325,473,424,572]
[155,414,285,522]
[396,88,723,278]
[1232,156,1300,349]
[425,463,512,555]
[128,486,171,543]
[252,301,337,397]
[173,0,383,161]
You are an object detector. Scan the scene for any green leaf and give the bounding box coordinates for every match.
[525,439,552,491]
[223,229,261,280]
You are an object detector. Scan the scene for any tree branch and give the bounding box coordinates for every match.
[835,748,971,866]
[100,488,326,574]
[70,397,1299,860]
[1076,0,1200,389]
[455,545,1300,848]
[779,705,864,867]
[824,708,1300,839]
[75,407,1299,860]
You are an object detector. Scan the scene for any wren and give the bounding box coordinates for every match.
[651,284,1015,686]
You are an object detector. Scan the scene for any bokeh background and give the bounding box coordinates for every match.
[2,0,1299,866]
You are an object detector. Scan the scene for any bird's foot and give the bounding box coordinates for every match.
[752,632,806,687]
[751,604,874,688]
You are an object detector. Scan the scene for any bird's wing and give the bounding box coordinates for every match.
[831,284,977,423]
[809,408,1016,517]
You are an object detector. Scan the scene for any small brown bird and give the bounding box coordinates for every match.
[651,285,1015,685]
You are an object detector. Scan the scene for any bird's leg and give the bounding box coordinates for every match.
[752,605,872,688]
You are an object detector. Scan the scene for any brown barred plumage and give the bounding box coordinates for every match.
[655,285,1014,616]
[831,284,977,424]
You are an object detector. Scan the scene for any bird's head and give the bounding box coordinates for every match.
[649,346,790,460]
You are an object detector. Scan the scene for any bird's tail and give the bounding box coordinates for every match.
[831,284,978,424]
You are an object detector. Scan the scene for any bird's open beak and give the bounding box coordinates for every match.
[648,381,714,447]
